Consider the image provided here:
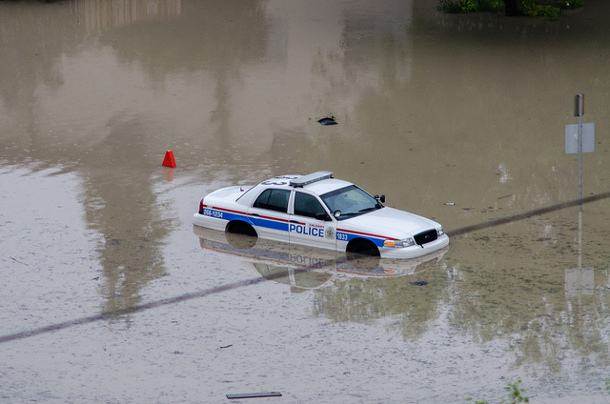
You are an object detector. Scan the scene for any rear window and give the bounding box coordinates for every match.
[253,189,290,213]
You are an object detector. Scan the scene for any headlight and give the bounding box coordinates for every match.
[383,237,416,248]
[436,227,445,237]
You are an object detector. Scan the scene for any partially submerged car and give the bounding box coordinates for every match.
[193,225,448,286]
[193,171,449,259]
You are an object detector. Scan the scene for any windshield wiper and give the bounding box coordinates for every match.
[340,212,362,218]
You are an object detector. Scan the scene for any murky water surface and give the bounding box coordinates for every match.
[1,1,610,403]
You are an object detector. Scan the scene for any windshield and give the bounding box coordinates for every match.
[320,185,383,220]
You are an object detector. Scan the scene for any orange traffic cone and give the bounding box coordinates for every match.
[162,150,177,168]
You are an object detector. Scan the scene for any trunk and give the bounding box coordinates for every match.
[505,0,519,16]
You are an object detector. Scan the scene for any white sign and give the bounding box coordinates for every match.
[565,123,595,154]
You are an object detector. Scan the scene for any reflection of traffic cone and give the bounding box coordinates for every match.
[163,166,176,182]
[162,150,177,168]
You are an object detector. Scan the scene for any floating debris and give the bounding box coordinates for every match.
[227,392,282,399]
[318,117,337,126]
[444,202,455,206]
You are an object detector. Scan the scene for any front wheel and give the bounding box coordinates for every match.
[346,239,380,257]
[346,239,381,272]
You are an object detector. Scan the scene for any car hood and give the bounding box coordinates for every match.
[342,207,439,238]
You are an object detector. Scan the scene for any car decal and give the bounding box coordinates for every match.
[336,231,384,246]
[252,216,290,232]
[336,228,399,247]
[289,223,326,238]
[200,205,400,247]
[201,205,290,232]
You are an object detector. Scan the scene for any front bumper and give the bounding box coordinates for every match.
[379,234,450,259]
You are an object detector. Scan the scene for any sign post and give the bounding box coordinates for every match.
[565,94,594,212]
[564,94,595,303]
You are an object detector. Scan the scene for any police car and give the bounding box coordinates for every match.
[193,171,449,259]
[193,225,448,280]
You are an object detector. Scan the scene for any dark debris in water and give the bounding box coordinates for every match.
[410,281,428,286]
[318,117,337,126]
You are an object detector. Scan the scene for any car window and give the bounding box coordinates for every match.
[253,189,291,213]
[320,185,382,220]
[293,192,326,219]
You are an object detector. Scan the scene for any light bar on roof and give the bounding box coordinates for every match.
[290,171,333,187]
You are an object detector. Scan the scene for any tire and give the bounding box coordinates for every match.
[225,221,257,249]
[226,221,257,236]
[346,239,381,272]
[346,239,380,257]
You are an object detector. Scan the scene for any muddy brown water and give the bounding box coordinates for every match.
[1,1,610,403]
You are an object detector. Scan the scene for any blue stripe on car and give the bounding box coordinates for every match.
[202,207,289,232]
[203,207,385,246]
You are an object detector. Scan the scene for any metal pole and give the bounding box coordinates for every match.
[575,93,584,212]
[578,112,582,212]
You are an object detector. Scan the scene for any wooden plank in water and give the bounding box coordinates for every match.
[227,392,282,399]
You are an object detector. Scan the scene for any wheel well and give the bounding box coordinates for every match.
[346,238,380,257]
[226,220,257,237]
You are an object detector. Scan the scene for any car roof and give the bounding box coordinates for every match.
[305,178,352,195]
[259,171,352,196]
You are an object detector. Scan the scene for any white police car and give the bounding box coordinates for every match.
[193,171,449,259]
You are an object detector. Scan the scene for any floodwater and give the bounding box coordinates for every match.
[1,0,610,402]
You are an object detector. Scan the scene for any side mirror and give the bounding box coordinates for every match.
[374,195,386,204]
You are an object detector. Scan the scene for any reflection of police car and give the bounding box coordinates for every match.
[193,171,449,259]
[193,226,448,286]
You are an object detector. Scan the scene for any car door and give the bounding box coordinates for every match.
[289,191,337,250]
[248,188,292,242]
